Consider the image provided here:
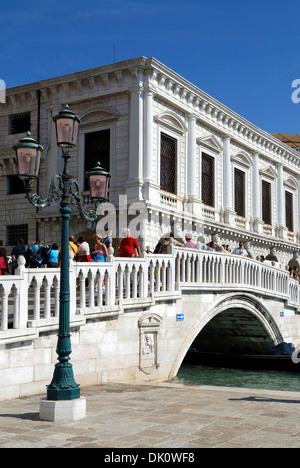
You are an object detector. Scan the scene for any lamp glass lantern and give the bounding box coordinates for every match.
[53,104,80,148]
[86,161,111,202]
[13,131,43,179]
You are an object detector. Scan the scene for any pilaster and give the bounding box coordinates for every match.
[277,163,288,240]
[252,152,264,233]
[223,135,235,224]
[143,86,160,201]
[126,85,144,201]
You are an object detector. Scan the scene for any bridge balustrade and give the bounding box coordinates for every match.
[175,247,291,300]
[0,248,299,345]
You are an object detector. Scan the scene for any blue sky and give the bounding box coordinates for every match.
[0,0,300,133]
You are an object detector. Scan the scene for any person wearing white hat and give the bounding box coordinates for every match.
[185,232,195,248]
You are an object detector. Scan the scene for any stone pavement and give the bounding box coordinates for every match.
[0,382,300,448]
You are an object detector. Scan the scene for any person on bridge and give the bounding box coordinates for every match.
[11,239,29,273]
[77,237,92,262]
[47,243,60,268]
[120,229,141,257]
[103,230,113,249]
[0,240,9,275]
[59,236,78,263]
[158,234,185,254]
[92,236,108,263]
[185,233,195,248]
[232,240,248,256]
[31,239,44,256]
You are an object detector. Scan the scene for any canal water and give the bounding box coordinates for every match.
[172,364,300,392]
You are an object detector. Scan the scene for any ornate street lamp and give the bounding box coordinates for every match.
[86,161,111,202]
[13,132,43,189]
[52,104,80,149]
[13,104,110,404]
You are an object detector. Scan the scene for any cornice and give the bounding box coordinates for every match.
[146,58,300,171]
[4,57,148,106]
[2,56,299,173]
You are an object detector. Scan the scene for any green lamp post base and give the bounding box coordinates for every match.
[47,387,81,402]
[46,357,80,401]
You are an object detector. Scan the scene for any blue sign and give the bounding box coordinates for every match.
[280,312,284,317]
[177,314,184,321]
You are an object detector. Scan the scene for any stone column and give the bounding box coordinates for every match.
[187,114,197,199]
[126,86,144,201]
[143,87,159,201]
[144,88,153,182]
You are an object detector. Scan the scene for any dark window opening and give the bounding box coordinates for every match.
[262,180,272,225]
[9,112,31,135]
[7,175,26,195]
[6,224,28,246]
[201,153,215,207]
[234,168,245,217]
[160,133,177,195]
[84,129,110,191]
[285,191,294,232]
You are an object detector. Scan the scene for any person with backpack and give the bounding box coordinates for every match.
[103,230,113,249]
[46,243,60,268]
[30,239,46,267]
[11,239,29,273]
[58,235,78,263]
[31,239,43,257]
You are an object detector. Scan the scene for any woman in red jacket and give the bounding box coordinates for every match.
[0,240,9,275]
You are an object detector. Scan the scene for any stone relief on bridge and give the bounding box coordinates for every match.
[138,313,162,375]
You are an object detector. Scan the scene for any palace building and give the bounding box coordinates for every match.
[0,57,299,266]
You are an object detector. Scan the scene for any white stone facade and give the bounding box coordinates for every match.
[0,57,299,267]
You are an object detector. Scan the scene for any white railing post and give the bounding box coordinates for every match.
[44,278,51,320]
[33,278,42,320]
[149,260,155,296]
[117,263,124,303]
[12,286,20,329]
[0,286,9,331]
[15,256,29,329]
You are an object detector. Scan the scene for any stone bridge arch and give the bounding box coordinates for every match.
[169,293,284,379]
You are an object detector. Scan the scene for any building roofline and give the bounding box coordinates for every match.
[3,55,300,164]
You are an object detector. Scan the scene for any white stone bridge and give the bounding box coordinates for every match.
[1,243,300,400]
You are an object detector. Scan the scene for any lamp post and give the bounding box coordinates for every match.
[13,105,110,412]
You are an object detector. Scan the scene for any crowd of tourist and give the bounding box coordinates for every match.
[0,231,299,281]
[289,266,300,282]
[151,234,249,257]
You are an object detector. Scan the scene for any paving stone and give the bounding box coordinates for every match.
[0,383,299,448]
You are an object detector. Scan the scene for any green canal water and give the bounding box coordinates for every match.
[172,364,300,393]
